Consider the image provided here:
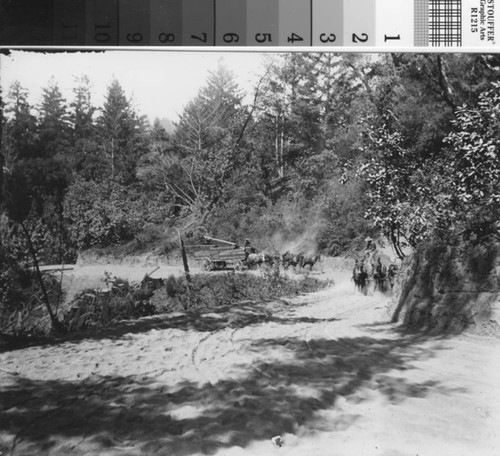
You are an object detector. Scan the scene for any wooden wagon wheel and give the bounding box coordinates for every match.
[201,258,212,271]
[233,259,244,271]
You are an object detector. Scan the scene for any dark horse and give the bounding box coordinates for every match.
[245,253,263,269]
[261,251,280,268]
[387,263,398,290]
[281,251,303,270]
[300,253,322,270]
[373,258,388,292]
[352,260,368,292]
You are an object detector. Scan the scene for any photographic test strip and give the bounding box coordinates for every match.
[0,0,498,49]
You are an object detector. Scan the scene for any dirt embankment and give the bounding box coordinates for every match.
[391,240,500,334]
[76,251,179,267]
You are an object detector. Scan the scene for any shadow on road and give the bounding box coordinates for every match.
[0,298,337,354]
[1,330,462,456]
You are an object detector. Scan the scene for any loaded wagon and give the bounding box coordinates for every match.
[193,245,248,271]
[186,236,249,271]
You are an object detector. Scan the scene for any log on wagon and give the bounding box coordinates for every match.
[192,245,248,271]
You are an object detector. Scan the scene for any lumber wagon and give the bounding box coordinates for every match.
[192,246,247,271]
[186,236,248,271]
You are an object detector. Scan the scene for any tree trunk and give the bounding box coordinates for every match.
[178,230,191,283]
[390,227,406,260]
[275,117,280,177]
[20,221,63,334]
[280,121,285,178]
[435,55,457,111]
[110,137,115,181]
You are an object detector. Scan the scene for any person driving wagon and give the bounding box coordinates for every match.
[244,238,257,255]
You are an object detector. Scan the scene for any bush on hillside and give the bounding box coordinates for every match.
[151,271,328,312]
[0,266,64,337]
[64,277,157,332]
[62,271,329,333]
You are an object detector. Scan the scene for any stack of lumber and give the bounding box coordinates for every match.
[191,246,246,260]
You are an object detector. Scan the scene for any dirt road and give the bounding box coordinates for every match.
[1,275,499,456]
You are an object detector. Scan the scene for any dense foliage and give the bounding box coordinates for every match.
[358,56,500,253]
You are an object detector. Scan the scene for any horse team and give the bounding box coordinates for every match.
[246,248,399,294]
[353,257,398,294]
[243,250,322,271]
[281,251,322,270]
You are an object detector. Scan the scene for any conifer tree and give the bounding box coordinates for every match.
[139,63,248,227]
[3,81,37,165]
[97,78,146,183]
[38,77,70,158]
[70,75,95,140]
[68,75,99,177]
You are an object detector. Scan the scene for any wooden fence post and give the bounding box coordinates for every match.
[178,230,191,283]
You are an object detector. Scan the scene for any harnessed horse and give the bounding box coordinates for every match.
[245,252,264,269]
[245,251,277,269]
[352,261,368,292]
[281,251,303,270]
[373,258,389,292]
[300,253,322,270]
[387,263,398,290]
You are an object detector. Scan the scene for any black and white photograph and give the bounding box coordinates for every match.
[1,50,499,455]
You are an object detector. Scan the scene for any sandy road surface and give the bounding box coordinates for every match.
[1,277,499,456]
